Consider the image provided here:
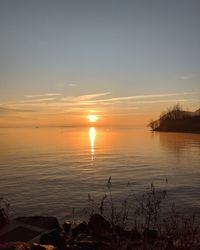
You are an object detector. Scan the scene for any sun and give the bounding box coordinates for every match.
[87,115,98,123]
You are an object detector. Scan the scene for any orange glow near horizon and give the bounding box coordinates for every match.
[87,115,98,123]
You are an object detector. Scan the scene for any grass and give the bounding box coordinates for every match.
[87,177,200,249]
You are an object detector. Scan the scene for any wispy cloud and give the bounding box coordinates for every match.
[21,92,192,107]
[129,99,197,105]
[2,91,196,116]
[83,92,192,104]
[67,83,77,87]
[179,75,195,80]
[60,92,111,102]
[25,93,62,98]
[20,98,56,103]
[0,106,36,114]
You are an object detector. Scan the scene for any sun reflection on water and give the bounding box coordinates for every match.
[89,127,96,160]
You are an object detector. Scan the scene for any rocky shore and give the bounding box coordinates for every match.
[1,213,199,250]
[1,214,140,250]
[1,181,200,249]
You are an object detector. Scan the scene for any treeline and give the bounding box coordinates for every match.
[148,104,200,132]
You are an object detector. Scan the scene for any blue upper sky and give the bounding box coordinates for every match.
[0,0,199,126]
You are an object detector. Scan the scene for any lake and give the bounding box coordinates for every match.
[0,127,200,221]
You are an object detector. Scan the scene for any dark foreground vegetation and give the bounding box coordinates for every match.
[1,178,200,250]
[148,104,200,133]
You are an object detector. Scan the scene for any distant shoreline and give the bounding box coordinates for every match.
[149,105,200,134]
[152,129,200,134]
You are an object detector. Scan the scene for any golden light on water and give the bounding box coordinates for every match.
[89,127,96,160]
[87,115,98,123]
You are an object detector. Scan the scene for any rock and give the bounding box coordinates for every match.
[31,243,56,250]
[15,216,61,231]
[0,225,41,243]
[71,222,88,238]
[15,244,30,250]
[143,228,158,243]
[88,214,110,237]
[0,209,8,229]
[63,222,72,233]
[39,229,66,250]
[0,242,30,250]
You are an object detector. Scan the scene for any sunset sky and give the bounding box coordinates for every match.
[0,0,199,127]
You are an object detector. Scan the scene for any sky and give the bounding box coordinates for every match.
[0,0,200,127]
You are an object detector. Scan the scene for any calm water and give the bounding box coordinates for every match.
[0,128,200,221]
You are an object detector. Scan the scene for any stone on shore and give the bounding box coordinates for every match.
[15,216,61,231]
[71,222,88,238]
[62,222,72,233]
[88,214,110,237]
[0,242,30,250]
[39,229,66,250]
